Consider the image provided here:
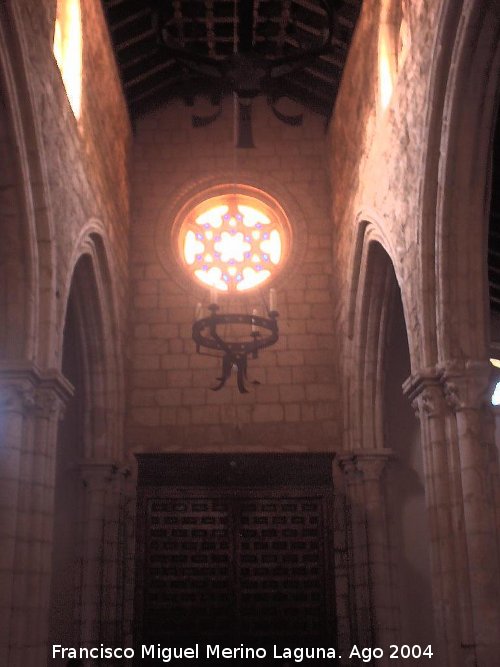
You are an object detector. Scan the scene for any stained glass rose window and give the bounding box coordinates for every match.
[178,193,289,292]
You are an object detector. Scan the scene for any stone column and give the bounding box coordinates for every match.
[0,363,72,667]
[338,455,372,651]
[355,450,395,661]
[403,372,463,666]
[101,466,130,648]
[442,360,500,666]
[0,375,35,667]
[331,460,352,662]
[78,462,120,650]
[490,405,500,555]
[28,381,71,667]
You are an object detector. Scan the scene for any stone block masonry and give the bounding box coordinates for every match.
[128,96,339,453]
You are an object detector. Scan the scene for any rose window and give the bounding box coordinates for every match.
[179,194,288,292]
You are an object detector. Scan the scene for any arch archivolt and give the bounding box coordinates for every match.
[344,210,412,453]
[418,0,500,366]
[435,0,500,363]
[347,209,398,338]
[0,3,55,367]
[60,222,123,461]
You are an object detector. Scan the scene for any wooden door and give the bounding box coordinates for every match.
[134,455,336,663]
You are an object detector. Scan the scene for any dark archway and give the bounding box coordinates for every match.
[48,273,85,659]
[345,232,434,657]
[381,262,434,651]
[49,248,124,662]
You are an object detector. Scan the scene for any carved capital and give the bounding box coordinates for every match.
[32,387,62,418]
[404,368,456,422]
[0,382,36,414]
[338,455,359,479]
[354,450,393,481]
[338,455,366,494]
[0,362,73,419]
[441,359,493,412]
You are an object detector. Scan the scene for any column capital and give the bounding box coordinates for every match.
[337,454,362,483]
[440,359,493,412]
[0,382,37,414]
[403,366,441,403]
[354,449,394,480]
[0,361,73,418]
[339,450,393,481]
[404,371,449,418]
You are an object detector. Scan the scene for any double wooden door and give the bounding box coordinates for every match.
[135,455,335,663]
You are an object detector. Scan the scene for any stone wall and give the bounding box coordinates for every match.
[328,0,442,370]
[328,1,500,663]
[128,97,339,454]
[11,0,131,364]
[0,3,131,664]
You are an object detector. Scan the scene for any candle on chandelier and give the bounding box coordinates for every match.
[195,302,203,320]
[209,286,218,305]
[269,288,277,312]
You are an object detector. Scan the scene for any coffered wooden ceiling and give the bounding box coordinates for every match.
[101,0,362,119]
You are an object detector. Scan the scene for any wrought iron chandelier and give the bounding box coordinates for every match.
[192,288,279,393]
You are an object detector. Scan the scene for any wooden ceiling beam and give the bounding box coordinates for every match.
[116,28,156,52]
[285,72,333,101]
[110,8,151,32]
[128,76,184,106]
[100,0,360,119]
[104,0,130,8]
[303,65,337,86]
[292,0,328,18]
[121,48,161,71]
[124,60,178,89]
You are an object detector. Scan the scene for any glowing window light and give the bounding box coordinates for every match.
[260,229,281,265]
[492,381,500,406]
[194,267,228,291]
[195,206,228,228]
[491,359,500,405]
[237,267,271,291]
[214,231,251,263]
[53,0,83,119]
[184,231,204,265]
[378,34,393,111]
[178,194,289,292]
[238,205,271,227]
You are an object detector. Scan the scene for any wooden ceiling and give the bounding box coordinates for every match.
[101,0,362,119]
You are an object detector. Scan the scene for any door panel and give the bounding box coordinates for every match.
[135,455,336,664]
[143,497,234,643]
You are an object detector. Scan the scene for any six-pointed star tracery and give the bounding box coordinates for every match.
[180,196,286,292]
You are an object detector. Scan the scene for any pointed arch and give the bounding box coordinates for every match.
[419,0,500,364]
[61,224,123,461]
[346,212,416,452]
[0,2,56,366]
[49,227,125,653]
